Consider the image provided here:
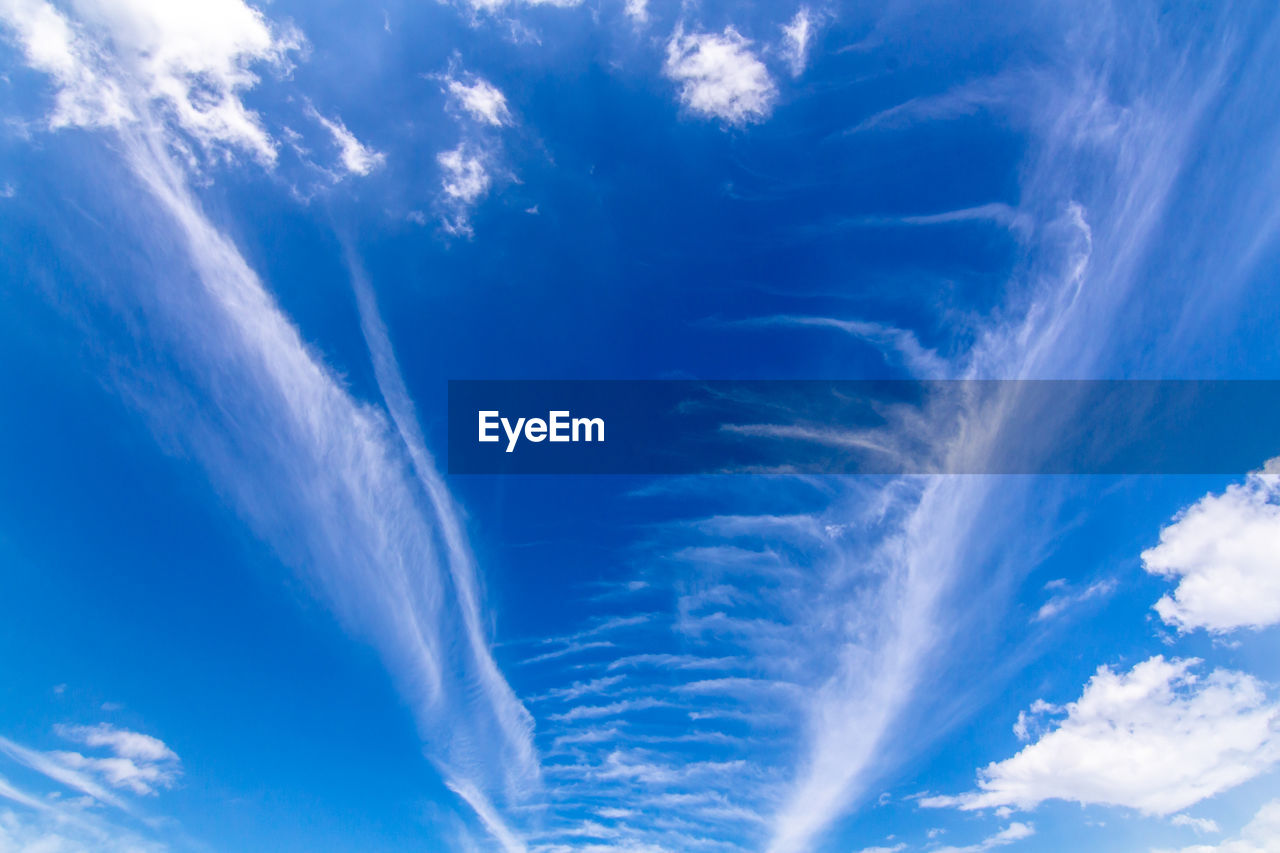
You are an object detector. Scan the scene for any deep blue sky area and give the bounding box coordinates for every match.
[1,1,1279,852]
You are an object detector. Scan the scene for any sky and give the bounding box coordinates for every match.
[0,0,1279,852]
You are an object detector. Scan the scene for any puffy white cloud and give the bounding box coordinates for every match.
[307,107,384,176]
[1155,800,1280,853]
[436,143,492,235]
[923,657,1280,816]
[1142,461,1280,633]
[0,0,303,164]
[663,25,777,125]
[446,75,512,127]
[779,8,816,77]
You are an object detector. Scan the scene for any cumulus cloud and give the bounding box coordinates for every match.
[663,25,777,125]
[922,657,1280,816]
[445,75,512,127]
[1155,800,1280,853]
[307,106,384,176]
[779,8,817,77]
[0,0,303,165]
[1142,460,1280,633]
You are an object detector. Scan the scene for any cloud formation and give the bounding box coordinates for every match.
[307,107,385,176]
[1155,800,1280,853]
[923,657,1280,815]
[779,8,816,77]
[0,0,302,164]
[446,74,513,126]
[664,25,777,125]
[1142,460,1280,633]
[934,822,1034,853]
[437,143,493,235]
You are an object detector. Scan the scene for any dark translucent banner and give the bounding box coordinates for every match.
[446,380,1280,475]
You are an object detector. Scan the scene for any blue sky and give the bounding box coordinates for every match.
[1,1,1279,852]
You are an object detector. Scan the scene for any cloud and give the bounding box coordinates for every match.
[307,107,385,176]
[1154,800,1280,853]
[455,0,581,14]
[933,822,1035,853]
[445,75,512,127]
[663,25,777,125]
[1034,578,1116,622]
[779,8,817,77]
[623,0,647,25]
[54,724,176,764]
[45,723,181,796]
[1142,460,1280,633]
[436,143,492,235]
[4,1,540,843]
[0,0,303,164]
[922,657,1280,815]
[847,73,1024,134]
[0,724,180,810]
[728,315,949,377]
[1171,814,1222,835]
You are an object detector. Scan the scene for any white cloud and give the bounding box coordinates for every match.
[623,0,647,25]
[1154,800,1280,853]
[0,724,180,805]
[4,0,541,835]
[1142,460,1280,633]
[0,0,303,164]
[779,8,816,77]
[1035,578,1116,622]
[49,750,179,796]
[934,822,1035,853]
[307,107,384,176]
[729,314,949,377]
[854,845,905,853]
[922,657,1280,816]
[436,143,492,235]
[446,75,512,127]
[663,25,777,125]
[1171,814,1222,834]
[55,724,176,764]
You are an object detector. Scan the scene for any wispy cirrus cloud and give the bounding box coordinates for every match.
[1,1,537,848]
[778,8,820,78]
[306,105,385,176]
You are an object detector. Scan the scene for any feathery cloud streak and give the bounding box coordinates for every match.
[0,0,537,846]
